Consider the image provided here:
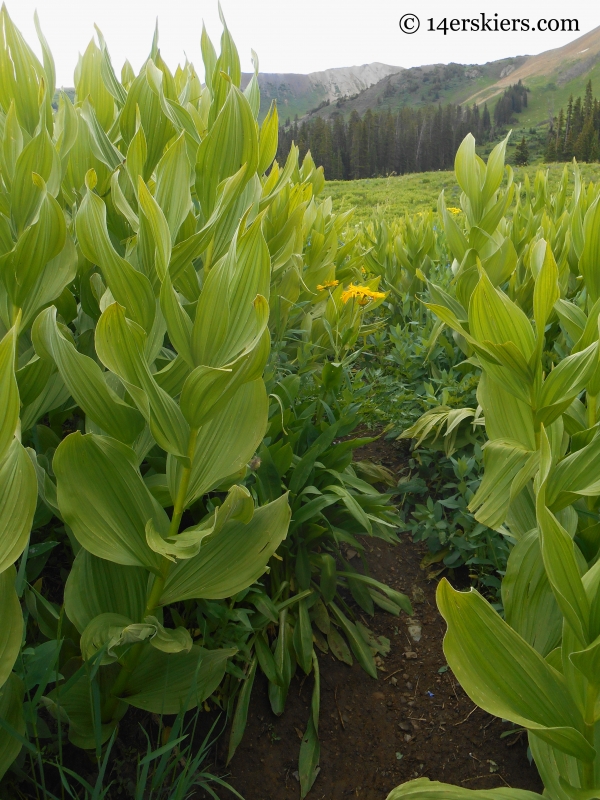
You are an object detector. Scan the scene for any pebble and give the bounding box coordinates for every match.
[408,623,422,642]
[399,721,412,731]
[372,691,385,701]
[404,651,418,659]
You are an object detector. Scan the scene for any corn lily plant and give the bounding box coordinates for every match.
[390,135,600,799]
[0,4,297,770]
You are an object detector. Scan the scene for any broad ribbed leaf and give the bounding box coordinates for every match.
[160,494,290,604]
[76,175,155,332]
[502,531,562,657]
[168,378,268,507]
[437,579,593,760]
[95,303,190,458]
[386,778,543,800]
[64,549,148,633]
[0,567,23,688]
[33,307,145,444]
[0,440,37,574]
[537,491,589,646]
[469,268,535,359]
[122,645,235,713]
[0,326,19,462]
[54,432,167,570]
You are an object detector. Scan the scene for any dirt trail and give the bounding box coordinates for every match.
[218,438,542,800]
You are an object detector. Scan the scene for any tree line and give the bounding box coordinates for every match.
[545,80,600,162]
[277,102,493,179]
[277,82,533,180]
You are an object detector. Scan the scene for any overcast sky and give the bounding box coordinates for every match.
[7,0,599,85]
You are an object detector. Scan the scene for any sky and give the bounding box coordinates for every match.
[6,0,599,85]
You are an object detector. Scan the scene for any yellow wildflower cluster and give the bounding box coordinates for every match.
[341,283,387,305]
[316,279,339,291]
[447,207,462,215]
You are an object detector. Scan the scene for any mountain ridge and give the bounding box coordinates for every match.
[240,62,403,120]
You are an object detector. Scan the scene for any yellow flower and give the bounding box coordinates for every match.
[341,283,387,305]
[447,207,462,215]
[316,279,339,291]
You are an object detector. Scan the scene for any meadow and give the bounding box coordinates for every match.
[327,160,600,223]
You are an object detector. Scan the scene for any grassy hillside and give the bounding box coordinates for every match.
[326,162,600,225]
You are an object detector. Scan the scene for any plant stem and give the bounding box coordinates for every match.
[100,428,199,723]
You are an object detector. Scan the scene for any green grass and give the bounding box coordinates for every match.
[326,162,600,225]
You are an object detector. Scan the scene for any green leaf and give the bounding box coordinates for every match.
[468,439,531,530]
[555,299,587,343]
[0,567,23,688]
[454,134,482,220]
[7,178,66,308]
[536,343,598,426]
[191,214,270,368]
[95,302,190,459]
[385,777,543,799]
[64,549,148,634]
[76,176,155,332]
[0,674,26,780]
[168,378,268,508]
[138,176,172,282]
[299,651,320,799]
[195,84,258,218]
[20,236,78,329]
[258,102,278,175]
[54,432,167,570]
[0,440,37,574]
[155,132,192,242]
[146,484,254,562]
[227,657,257,764]
[293,599,314,675]
[44,663,126,748]
[437,579,592,760]
[536,490,589,647]
[320,554,337,604]
[160,494,290,604]
[579,195,600,303]
[329,602,377,678]
[502,531,562,657]
[80,98,123,170]
[122,645,235,713]
[327,626,352,666]
[570,635,600,687]
[546,433,600,510]
[532,240,560,343]
[33,306,145,445]
[11,128,60,232]
[269,613,294,715]
[255,634,282,686]
[0,325,19,463]
[469,267,535,360]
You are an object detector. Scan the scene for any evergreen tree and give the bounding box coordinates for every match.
[515,136,529,166]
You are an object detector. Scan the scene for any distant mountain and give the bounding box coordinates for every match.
[240,63,404,121]
[300,25,600,133]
